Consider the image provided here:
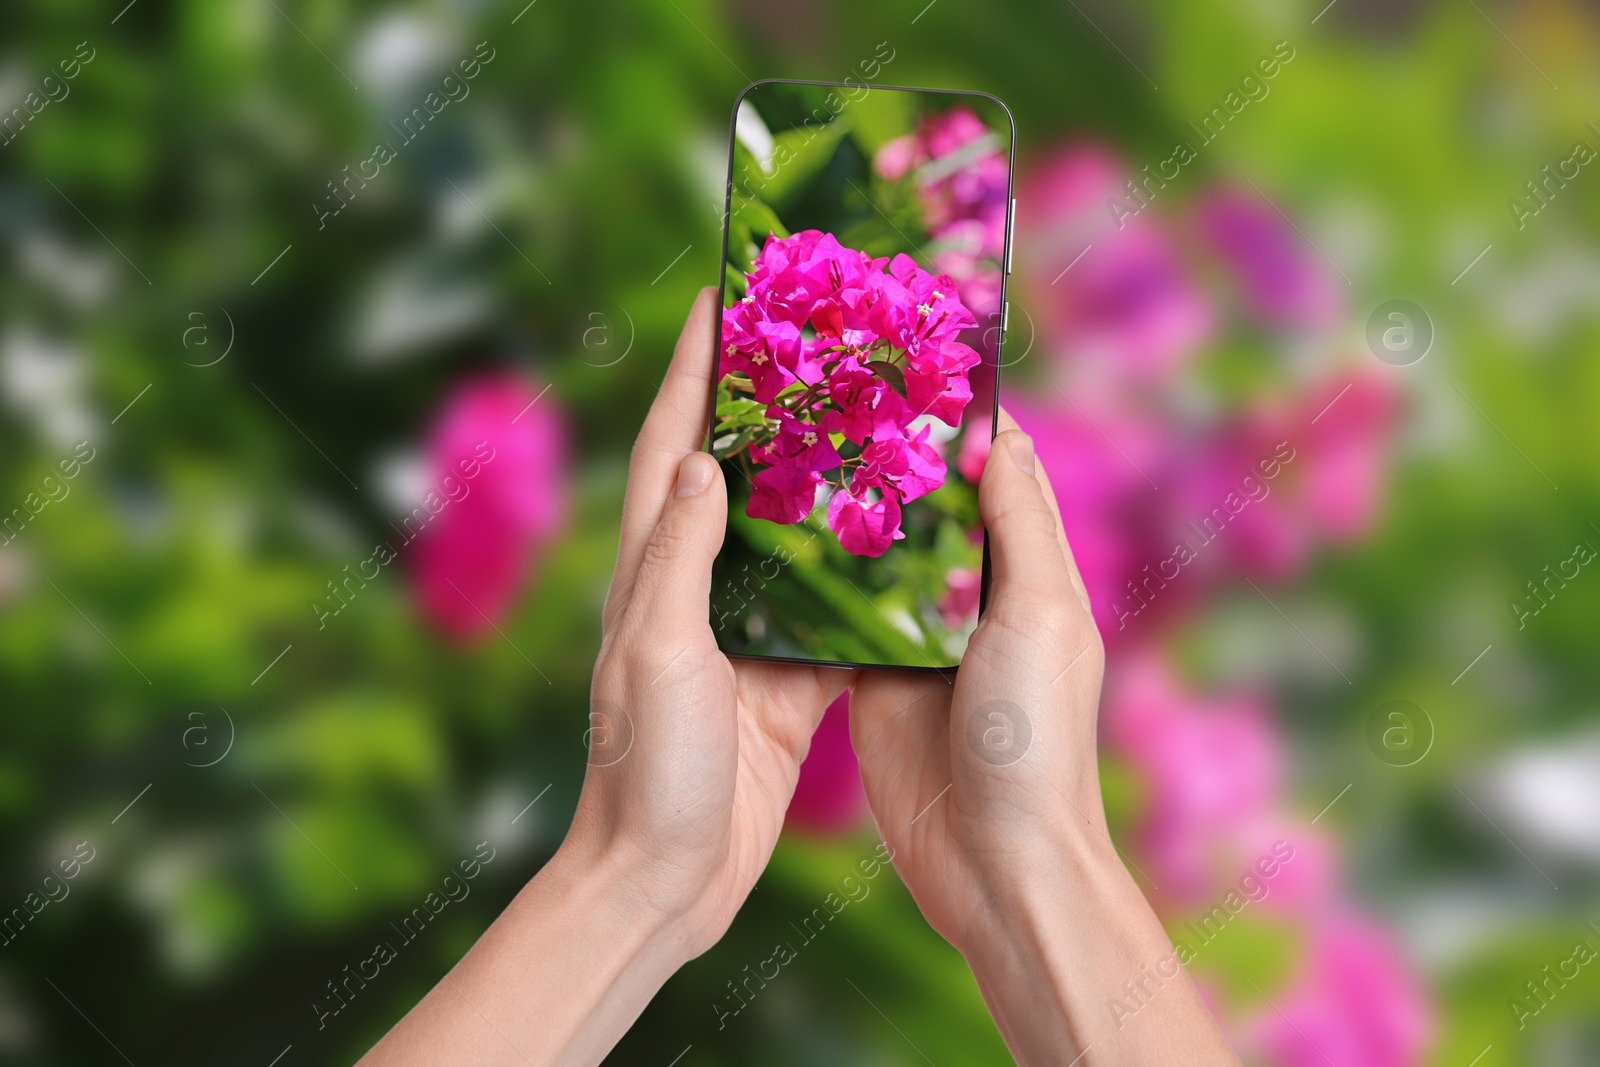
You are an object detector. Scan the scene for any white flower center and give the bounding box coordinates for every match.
[931,290,944,300]
[750,351,769,365]
[802,431,818,446]
[917,303,932,316]
[726,344,737,356]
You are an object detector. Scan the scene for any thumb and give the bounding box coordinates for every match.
[625,451,727,629]
[979,429,1079,618]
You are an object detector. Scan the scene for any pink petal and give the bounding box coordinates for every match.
[826,489,904,557]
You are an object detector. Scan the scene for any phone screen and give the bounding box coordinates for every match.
[709,80,1014,671]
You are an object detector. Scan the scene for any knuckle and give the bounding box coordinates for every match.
[989,491,1059,542]
[618,637,675,687]
[990,587,1096,651]
[641,520,688,571]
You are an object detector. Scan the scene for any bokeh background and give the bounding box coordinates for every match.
[1,0,1597,1064]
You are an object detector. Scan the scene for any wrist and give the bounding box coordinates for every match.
[958,821,1172,1065]
[956,775,1117,948]
[542,829,702,972]
[966,811,1123,949]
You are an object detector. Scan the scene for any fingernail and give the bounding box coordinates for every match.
[676,452,715,497]
[1008,432,1035,475]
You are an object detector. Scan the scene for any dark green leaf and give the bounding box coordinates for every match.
[866,359,907,397]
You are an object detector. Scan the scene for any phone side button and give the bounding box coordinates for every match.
[1001,300,1009,333]
[1006,197,1016,274]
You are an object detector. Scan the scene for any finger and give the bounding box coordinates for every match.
[979,427,1084,618]
[731,660,853,765]
[606,287,720,627]
[847,671,954,829]
[994,407,1092,617]
[621,451,727,640]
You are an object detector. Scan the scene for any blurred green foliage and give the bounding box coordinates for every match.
[0,0,1596,1064]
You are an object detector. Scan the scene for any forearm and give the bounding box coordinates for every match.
[360,841,690,1067]
[962,825,1239,1067]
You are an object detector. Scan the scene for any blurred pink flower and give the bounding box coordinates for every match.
[1299,372,1398,542]
[1105,654,1282,902]
[1168,371,1397,581]
[1168,412,1307,581]
[1020,145,1213,376]
[956,417,991,485]
[786,692,868,835]
[1246,913,1433,1067]
[1005,395,1172,638]
[410,373,568,641]
[876,107,1009,330]
[1197,184,1341,330]
[938,566,982,628]
[875,107,1008,249]
[1230,815,1338,915]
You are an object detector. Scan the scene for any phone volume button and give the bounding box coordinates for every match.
[1006,197,1016,274]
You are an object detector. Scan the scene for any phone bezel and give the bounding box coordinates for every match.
[707,78,1016,675]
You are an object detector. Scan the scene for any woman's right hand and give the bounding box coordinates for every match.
[848,409,1239,1066]
[847,407,1109,952]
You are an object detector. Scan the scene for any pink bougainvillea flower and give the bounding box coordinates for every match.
[748,462,824,525]
[719,228,985,556]
[902,326,981,428]
[1020,145,1213,377]
[826,485,904,557]
[721,304,807,404]
[867,264,976,357]
[874,134,918,183]
[1197,184,1341,330]
[930,217,1005,325]
[906,361,974,427]
[748,230,887,333]
[853,423,947,506]
[899,422,949,502]
[749,409,843,474]
[1244,913,1433,1067]
[1166,412,1307,581]
[410,373,568,641]
[820,361,911,444]
[1105,653,1282,902]
[786,691,868,835]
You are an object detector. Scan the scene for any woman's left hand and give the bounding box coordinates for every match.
[362,288,849,1067]
[567,286,850,959]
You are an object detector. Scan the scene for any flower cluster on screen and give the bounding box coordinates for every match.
[718,230,980,557]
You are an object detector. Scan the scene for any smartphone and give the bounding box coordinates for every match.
[707,79,1015,672]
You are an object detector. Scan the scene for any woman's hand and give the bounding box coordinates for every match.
[567,285,849,958]
[848,407,1108,950]
[848,409,1239,1066]
[361,289,848,1067]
